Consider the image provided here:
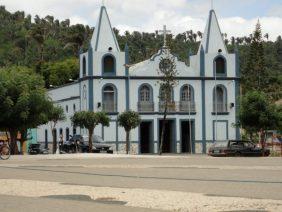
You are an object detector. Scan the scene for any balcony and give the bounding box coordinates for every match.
[213,103,228,114]
[159,101,196,113]
[103,102,117,113]
[179,101,196,113]
[138,102,154,112]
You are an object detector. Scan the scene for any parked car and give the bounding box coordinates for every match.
[28,143,49,155]
[82,135,113,154]
[62,135,113,154]
[208,140,270,157]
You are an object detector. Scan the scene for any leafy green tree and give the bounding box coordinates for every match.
[46,105,66,154]
[117,111,141,154]
[239,91,282,143]
[158,52,178,155]
[40,58,79,88]
[71,111,110,152]
[0,66,51,154]
[242,21,268,92]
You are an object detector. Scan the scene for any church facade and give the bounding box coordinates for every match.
[37,6,240,154]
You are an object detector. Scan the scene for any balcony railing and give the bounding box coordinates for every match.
[103,102,117,113]
[213,103,228,113]
[179,101,196,113]
[138,102,154,112]
[159,101,196,113]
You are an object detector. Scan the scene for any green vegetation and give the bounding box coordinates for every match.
[71,111,110,152]
[0,66,51,154]
[117,111,141,154]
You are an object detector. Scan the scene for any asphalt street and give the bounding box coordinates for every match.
[0,154,281,211]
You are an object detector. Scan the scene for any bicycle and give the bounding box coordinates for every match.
[0,141,11,160]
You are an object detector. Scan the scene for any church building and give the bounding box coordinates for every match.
[37,5,240,154]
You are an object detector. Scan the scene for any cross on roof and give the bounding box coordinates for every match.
[102,0,105,6]
[158,25,171,48]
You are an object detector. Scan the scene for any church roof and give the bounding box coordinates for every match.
[91,6,120,52]
[198,10,227,54]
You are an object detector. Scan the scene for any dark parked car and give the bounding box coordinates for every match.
[208,140,270,157]
[28,144,49,155]
[62,135,113,154]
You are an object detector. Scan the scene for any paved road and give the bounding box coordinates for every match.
[0,154,282,211]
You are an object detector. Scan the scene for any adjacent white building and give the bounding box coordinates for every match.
[37,6,240,154]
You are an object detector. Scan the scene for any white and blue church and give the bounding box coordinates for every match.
[37,5,241,154]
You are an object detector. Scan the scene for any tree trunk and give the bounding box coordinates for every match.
[52,129,56,154]
[159,101,168,155]
[260,129,265,157]
[89,128,94,153]
[19,129,27,155]
[9,129,19,155]
[126,131,130,154]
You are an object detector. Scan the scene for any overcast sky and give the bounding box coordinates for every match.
[2,0,282,40]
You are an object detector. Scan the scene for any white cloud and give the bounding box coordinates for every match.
[1,0,282,41]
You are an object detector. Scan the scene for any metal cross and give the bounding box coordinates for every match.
[158,25,171,48]
[102,0,105,6]
[211,0,214,9]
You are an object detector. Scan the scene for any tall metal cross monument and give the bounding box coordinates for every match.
[158,25,171,48]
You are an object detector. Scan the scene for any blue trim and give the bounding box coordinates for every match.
[138,112,196,115]
[102,54,116,76]
[213,120,229,141]
[200,45,205,77]
[125,44,130,111]
[157,118,177,153]
[138,119,154,154]
[102,83,118,112]
[138,83,154,102]
[88,46,94,111]
[213,55,227,77]
[179,119,196,154]
[78,76,239,81]
[200,46,206,152]
[201,80,206,153]
[116,120,118,152]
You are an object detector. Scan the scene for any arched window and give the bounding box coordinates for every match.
[59,128,63,136]
[73,128,77,136]
[181,85,194,102]
[159,85,173,102]
[73,104,76,112]
[103,85,117,112]
[66,105,68,113]
[180,85,195,112]
[215,57,226,75]
[103,55,115,75]
[66,128,70,141]
[213,85,227,113]
[82,56,86,77]
[140,85,151,102]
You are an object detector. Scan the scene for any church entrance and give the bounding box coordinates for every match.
[140,121,153,154]
[159,120,175,153]
[181,120,194,153]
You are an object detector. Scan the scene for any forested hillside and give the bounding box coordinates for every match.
[0,6,281,99]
